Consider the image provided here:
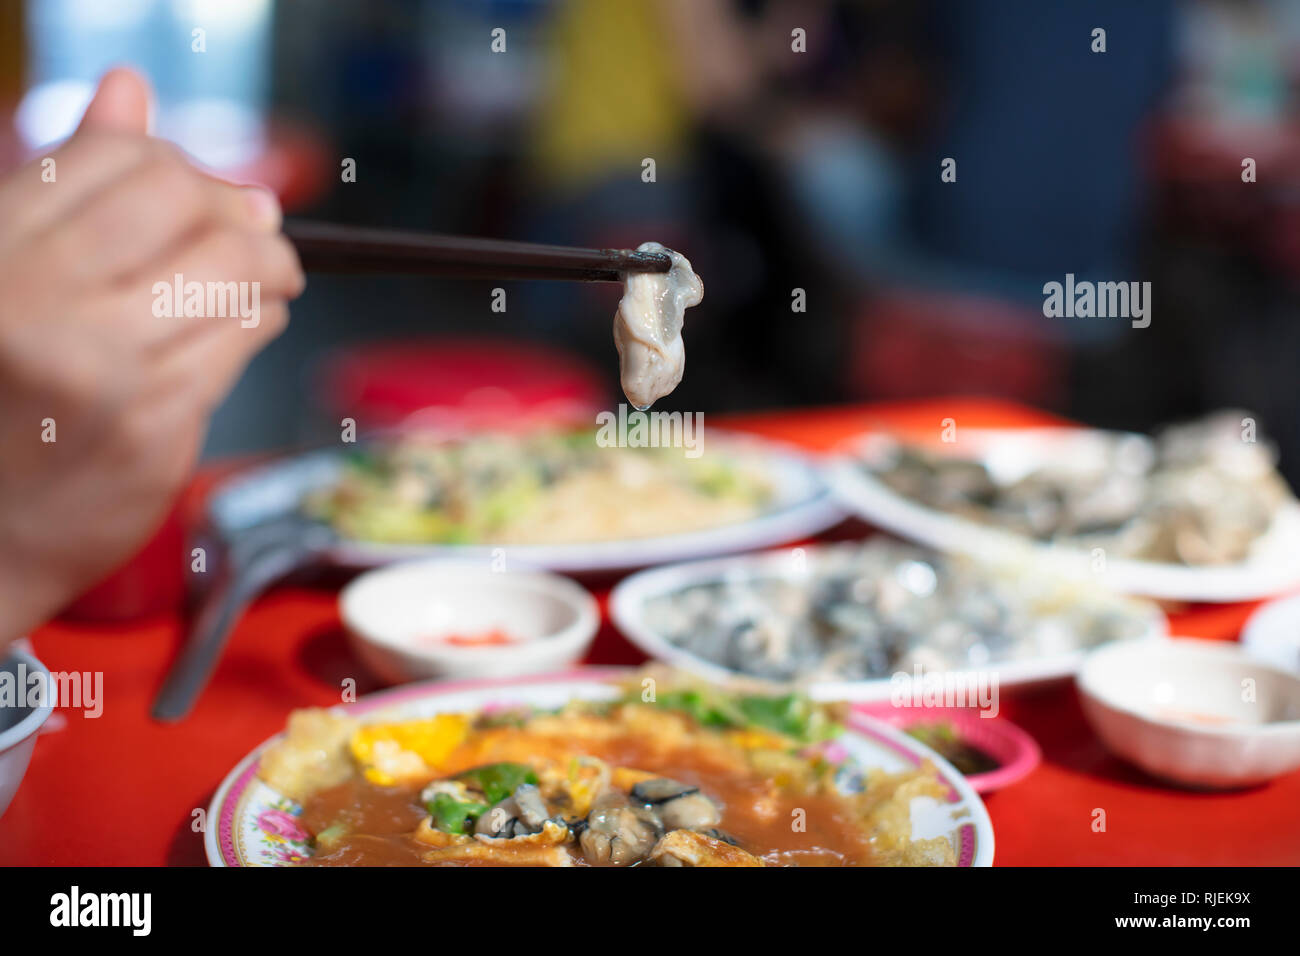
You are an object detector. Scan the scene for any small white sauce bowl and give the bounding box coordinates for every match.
[1077,637,1300,789]
[0,645,56,818]
[340,560,599,684]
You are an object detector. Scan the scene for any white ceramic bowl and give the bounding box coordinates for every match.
[0,646,55,818]
[1077,637,1300,788]
[340,560,599,684]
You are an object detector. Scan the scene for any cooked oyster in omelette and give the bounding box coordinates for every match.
[257,677,956,866]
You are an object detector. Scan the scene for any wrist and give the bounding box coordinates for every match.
[0,549,67,649]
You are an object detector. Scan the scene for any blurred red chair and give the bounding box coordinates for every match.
[846,289,1066,408]
[314,337,611,433]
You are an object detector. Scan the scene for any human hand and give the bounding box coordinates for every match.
[0,68,305,645]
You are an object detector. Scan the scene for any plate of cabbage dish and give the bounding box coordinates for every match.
[210,428,842,572]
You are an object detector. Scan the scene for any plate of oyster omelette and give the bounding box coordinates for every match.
[207,670,993,867]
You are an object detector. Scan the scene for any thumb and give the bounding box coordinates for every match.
[77,66,153,135]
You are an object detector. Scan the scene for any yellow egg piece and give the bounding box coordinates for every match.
[349,714,471,785]
[724,729,789,751]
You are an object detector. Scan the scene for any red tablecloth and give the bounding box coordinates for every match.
[3,398,1297,866]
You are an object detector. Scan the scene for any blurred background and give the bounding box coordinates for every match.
[3,0,1300,479]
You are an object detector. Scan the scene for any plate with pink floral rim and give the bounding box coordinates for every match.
[206,669,994,867]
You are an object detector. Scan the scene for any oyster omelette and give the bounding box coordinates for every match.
[257,675,956,867]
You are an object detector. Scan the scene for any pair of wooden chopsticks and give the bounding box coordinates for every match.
[284,220,672,282]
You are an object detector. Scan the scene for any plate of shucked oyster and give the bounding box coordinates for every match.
[826,412,1300,602]
[610,540,1165,699]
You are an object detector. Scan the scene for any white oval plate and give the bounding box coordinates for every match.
[610,545,1167,702]
[827,428,1300,602]
[209,431,844,573]
[206,669,993,867]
